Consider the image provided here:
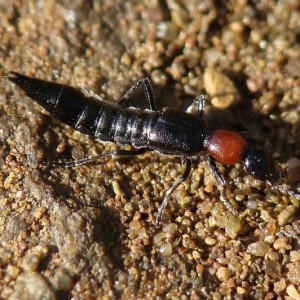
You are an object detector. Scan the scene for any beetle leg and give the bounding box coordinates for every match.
[119,77,156,110]
[81,78,156,110]
[47,148,148,168]
[207,155,238,216]
[185,94,206,117]
[156,156,191,225]
[267,180,300,202]
[207,155,226,186]
[80,85,105,102]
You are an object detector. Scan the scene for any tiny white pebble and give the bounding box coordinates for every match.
[160,242,173,256]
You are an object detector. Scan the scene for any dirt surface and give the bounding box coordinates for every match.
[0,1,299,299]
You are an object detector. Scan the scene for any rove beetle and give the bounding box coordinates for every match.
[6,72,299,224]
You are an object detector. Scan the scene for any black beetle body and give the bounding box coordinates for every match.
[8,72,285,224]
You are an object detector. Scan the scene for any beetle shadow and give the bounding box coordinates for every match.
[37,134,130,268]
[91,204,128,269]
[40,169,128,271]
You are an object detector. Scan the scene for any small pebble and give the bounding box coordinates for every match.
[237,287,247,295]
[216,266,231,282]
[282,111,300,125]
[265,259,281,279]
[278,205,298,226]
[247,241,270,257]
[274,279,286,294]
[287,262,300,284]
[112,181,124,196]
[205,237,217,245]
[192,250,201,260]
[153,232,165,244]
[290,251,300,262]
[286,284,300,300]
[225,216,242,239]
[160,242,173,256]
[6,265,20,277]
[273,237,292,251]
[203,67,240,109]
[52,270,74,293]
[129,220,142,232]
[182,234,196,249]
[163,223,177,235]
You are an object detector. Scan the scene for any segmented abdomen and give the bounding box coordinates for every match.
[75,101,159,148]
[8,72,159,148]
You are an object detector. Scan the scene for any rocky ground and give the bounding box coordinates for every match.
[0,1,299,299]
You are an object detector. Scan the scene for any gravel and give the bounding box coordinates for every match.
[0,0,299,298]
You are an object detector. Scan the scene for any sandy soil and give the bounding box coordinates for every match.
[0,1,299,299]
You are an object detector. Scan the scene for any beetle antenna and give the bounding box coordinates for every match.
[266,180,300,201]
[45,155,104,168]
